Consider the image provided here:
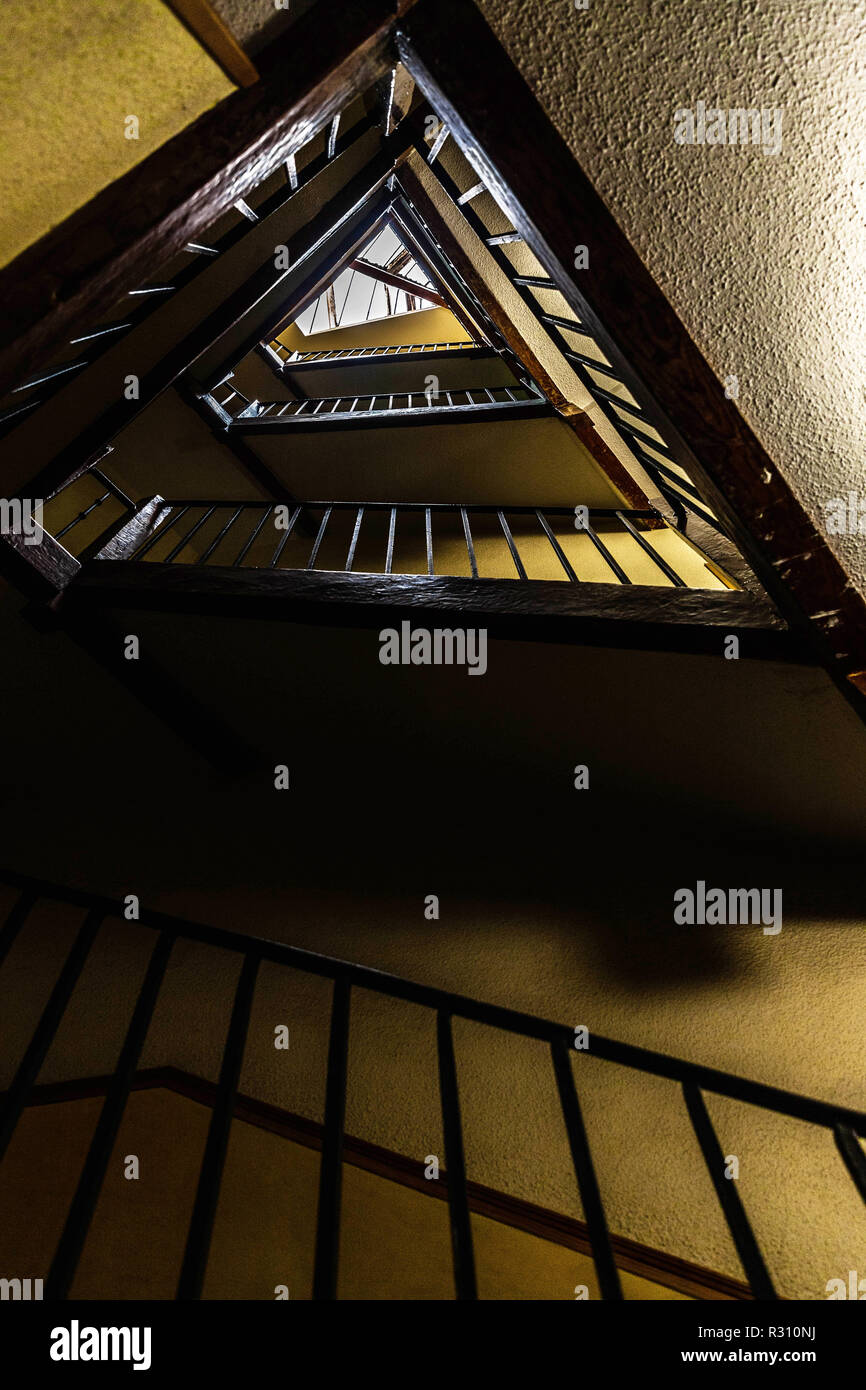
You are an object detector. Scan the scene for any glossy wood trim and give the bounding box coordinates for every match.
[62,560,804,661]
[0,526,80,601]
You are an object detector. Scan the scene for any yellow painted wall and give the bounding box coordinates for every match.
[0,1088,689,1300]
[0,0,233,267]
[278,306,472,354]
[249,415,632,508]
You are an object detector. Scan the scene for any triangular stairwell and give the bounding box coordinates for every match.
[1,0,865,766]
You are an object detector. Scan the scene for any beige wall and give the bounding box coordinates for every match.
[470,0,866,595]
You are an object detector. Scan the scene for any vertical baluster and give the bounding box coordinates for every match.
[164,506,217,564]
[327,112,341,159]
[551,1037,622,1299]
[0,891,37,971]
[497,511,527,579]
[345,507,364,572]
[834,1124,866,1204]
[270,506,301,567]
[313,978,351,1300]
[0,910,104,1162]
[426,507,434,576]
[47,933,174,1299]
[307,507,333,569]
[177,954,260,1299]
[197,506,243,565]
[682,1083,776,1299]
[436,1011,477,1299]
[581,518,631,584]
[536,510,578,581]
[234,505,275,566]
[616,511,686,587]
[460,507,478,579]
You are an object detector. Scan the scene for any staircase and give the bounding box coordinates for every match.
[2,871,865,1300]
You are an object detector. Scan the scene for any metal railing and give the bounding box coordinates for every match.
[1,869,864,1300]
[0,100,373,440]
[400,152,722,534]
[216,383,543,426]
[111,501,716,589]
[273,340,477,364]
[41,462,136,560]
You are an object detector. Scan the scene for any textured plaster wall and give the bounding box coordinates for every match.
[470,0,866,591]
[0,0,232,267]
[213,0,318,54]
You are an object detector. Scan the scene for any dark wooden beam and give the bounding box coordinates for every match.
[348,256,445,305]
[0,524,80,602]
[85,497,170,562]
[396,0,866,707]
[254,341,307,398]
[0,113,380,445]
[393,181,533,380]
[64,561,802,661]
[0,0,411,399]
[43,446,115,502]
[396,164,653,512]
[212,200,395,389]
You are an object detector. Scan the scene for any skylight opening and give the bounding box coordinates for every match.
[294,225,436,335]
